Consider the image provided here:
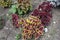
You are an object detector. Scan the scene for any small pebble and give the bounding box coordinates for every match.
[44,28,48,32]
[53,21,56,24]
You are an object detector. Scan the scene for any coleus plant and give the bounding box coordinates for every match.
[17,15,44,40]
[31,1,52,26]
[38,1,53,12]
[12,14,19,28]
[39,11,52,26]
[31,9,52,26]
[0,0,12,8]
[18,0,32,15]
[9,0,32,16]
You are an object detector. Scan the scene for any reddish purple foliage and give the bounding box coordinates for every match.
[38,1,53,12]
[12,14,19,28]
[31,1,52,26]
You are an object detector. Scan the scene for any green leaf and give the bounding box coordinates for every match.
[23,10,27,13]
[16,34,22,40]
[11,5,17,8]
[18,8,23,15]
[11,4,19,8]
[29,5,32,11]
[8,4,19,14]
[9,8,16,14]
[16,34,20,40]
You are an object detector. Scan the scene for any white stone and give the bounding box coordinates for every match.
[44,28,48,32]
[53,21,56,24]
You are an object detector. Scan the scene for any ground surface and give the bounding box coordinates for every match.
[0,0,60,40]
